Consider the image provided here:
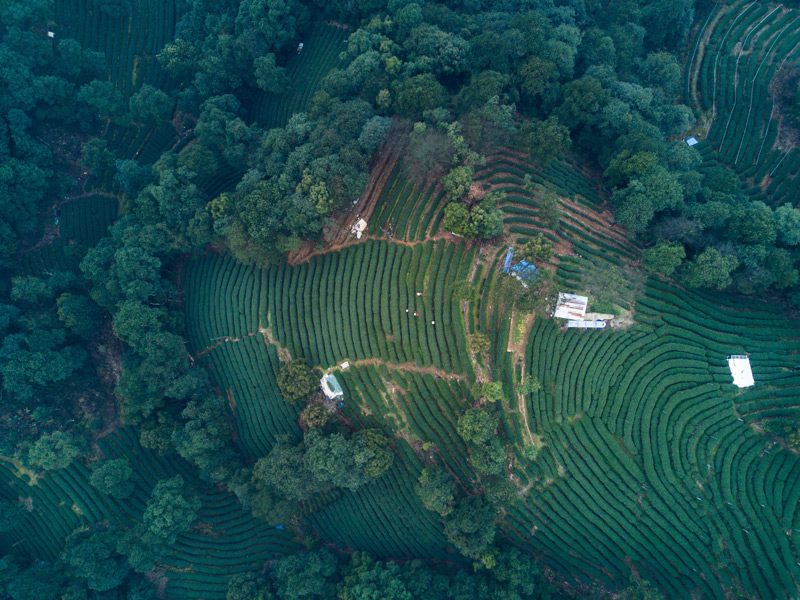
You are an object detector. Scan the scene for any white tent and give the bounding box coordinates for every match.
[685,136,699,146]
[351,218,367,239]
[554,293,589,320]
[320,373,344,399]
[727,355,754,388]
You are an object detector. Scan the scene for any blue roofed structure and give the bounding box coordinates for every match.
[504,246,514,271]
[503,246,539,287]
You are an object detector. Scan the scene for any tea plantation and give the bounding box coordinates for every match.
[6,0,800,598]
[179,219,800,597]
[687,0,800,206]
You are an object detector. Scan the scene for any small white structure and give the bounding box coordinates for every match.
[685,136,699,146]
[727,355,754,388]
[566,320,606,329]
[351,218,367,239]
[554,293,589,320]
[340,361,350,370]
[320,373,344,399]
[297,42,304,53]
[47,31,55,38]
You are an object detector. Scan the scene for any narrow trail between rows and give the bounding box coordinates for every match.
[193,331,262,357]
[193,331,467,383]
[335,357,468,382]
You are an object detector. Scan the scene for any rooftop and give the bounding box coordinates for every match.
[554,293,589,320]
[727,355,754,388]
[503,247,539,287]
[320,373,344,398]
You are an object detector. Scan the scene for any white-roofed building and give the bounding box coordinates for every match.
[685,136,699,146]
[566,320,606,329]
[554,293,589,320]
[320,373,344,399]
[351,218,367,239]
[727,355,754,388]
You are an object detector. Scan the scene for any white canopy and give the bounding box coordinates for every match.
[351,218,367,239]
[566,320,606,329]
[320,373,344,399]
[554,293,589,320]
[727,355,754,388]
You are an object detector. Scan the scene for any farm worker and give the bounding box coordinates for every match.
[414,311,418,316]
[416,292,423,296]
[405,309,409,312]
[431,321,435,325]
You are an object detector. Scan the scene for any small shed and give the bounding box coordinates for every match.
[503,247,538,288]
[554,293,589,320]
[297,42,304,53]
[339,361,350,370]
[351,218,367,239]
[727,355,754,388]
[320,373,344,399]
[685,136,699,146]
[566,320,606,329]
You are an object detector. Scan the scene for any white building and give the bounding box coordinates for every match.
[566,320,606,329]
[351,218,367,239]
[320,373,344,399]
[727,355,754,388]
[554,293,589,320]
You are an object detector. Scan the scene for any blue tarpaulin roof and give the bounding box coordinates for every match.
[510,259,538,280]
[504,246,514,272]
[504,247,538,283]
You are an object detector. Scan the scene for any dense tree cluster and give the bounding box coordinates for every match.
[0,270,99,460]
[220,547,552,600]
[277,359,318,404]
[251,428,394,504]
[0,1,105,264]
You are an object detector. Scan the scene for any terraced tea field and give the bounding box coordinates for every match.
[0,427,298,599]
[687,0,800,206]
[508,279,800,598]
[60,194,119,247]
[180,221,800,598]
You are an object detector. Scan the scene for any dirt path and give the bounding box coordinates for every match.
[288,126,408,265]
[512,360,543,450]
[287,230,460,266]
[193,331,466,382]
[193,331,262,357]
[329,358,467,382]
[326,20,354,30]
